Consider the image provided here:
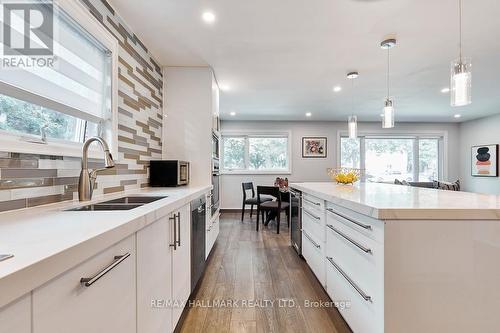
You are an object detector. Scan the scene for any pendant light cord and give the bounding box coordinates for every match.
[351,77,354,117]
[386,48,390,99]
[459,0,462,61]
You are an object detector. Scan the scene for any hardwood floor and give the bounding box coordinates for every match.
[179,212,352,333]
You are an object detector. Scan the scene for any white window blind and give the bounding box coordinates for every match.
[0,4,111,124]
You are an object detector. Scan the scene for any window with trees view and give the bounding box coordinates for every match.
[0,1,114,152]
[340,135,442,183]
[222,135,290,172]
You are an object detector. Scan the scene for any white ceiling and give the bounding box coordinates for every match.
[109,0,500,122]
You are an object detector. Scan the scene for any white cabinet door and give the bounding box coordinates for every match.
[0,294,31,333]
[33,236,136,333]
[171,204,191,331]
[137,216,173,333]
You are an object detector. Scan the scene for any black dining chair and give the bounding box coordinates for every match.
[256,186,290,234]
[241,182,272,221]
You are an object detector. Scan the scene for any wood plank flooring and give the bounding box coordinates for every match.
[179,212,352,333]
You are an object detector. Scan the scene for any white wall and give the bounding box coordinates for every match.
[221,120,460,209]
[459,114,500,194]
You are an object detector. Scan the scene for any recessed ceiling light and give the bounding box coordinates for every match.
[220,84,230,91]
[380,113,384,117]
[454,114,461,118]
[441,87,450,93]
[202,11,216,23]
[305,112,312,117]
[229,111,236,116]
[333,86,342,93]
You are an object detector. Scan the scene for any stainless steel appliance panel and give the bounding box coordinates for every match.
[290,188,302,256]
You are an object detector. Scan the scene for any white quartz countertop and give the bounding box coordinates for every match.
[0,185,211,308]
[290,182,500,221]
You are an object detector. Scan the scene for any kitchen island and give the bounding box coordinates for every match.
[290,182,500,333]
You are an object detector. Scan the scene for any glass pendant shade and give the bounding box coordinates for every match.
[450,58,471,106]
[382,99,395,129]
[348,115,357,139]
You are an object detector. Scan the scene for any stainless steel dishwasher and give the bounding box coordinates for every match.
[191,195,206,291]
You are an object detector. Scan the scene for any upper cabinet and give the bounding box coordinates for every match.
[212,75,220,134]
[163,67,219,187]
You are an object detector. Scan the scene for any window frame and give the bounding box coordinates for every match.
[221,131,292,175]
[337,130,448,182]
[0,0,118,159]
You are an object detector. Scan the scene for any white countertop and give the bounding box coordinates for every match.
[290,182,500,220]
[0,185,211,308]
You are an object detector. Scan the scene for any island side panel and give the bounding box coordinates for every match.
[384,219,500,333]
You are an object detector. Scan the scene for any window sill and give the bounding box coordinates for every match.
[221,170,292,176]
[0,134,104,159]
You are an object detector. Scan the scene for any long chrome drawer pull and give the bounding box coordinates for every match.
[170,215,177,250]
[80,253,130,287]
[326,256,372,302]
[304,209,321,221]
[176,212,181,246]
[326,208,372,230]
[301,229,321,249]
[327,224,372,254]
[303,197,321,206]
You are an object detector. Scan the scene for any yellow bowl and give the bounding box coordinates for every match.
[327,168,362,184]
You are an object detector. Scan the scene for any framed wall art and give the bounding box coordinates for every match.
[302,137,327,158]
[471,144,498,177]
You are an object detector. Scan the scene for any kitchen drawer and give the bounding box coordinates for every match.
[325,219,383,304]
[302,206,325,242]
[302,229,325,287]
[303,193,324,212]
[33,236,136,333]
[326,202,384,243]
[326,257,383,333]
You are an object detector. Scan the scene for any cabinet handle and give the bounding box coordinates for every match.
[326,256,372,302]
[170,215,177,250]
[303,197,321,206]
[304,209,321,221]
[80,253,130,287]
[327,224,372,254]
[326,208,372,230]
[301,229,321,249]
[176,212,181,246]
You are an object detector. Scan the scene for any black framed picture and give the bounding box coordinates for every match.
[471,144,499,177]
[302,137,327,158]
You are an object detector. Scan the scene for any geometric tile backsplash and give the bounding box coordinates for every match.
[0,0,163,212]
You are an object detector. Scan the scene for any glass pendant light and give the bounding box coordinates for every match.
[348,115,358,139]
[451,0,471,107]
[380,38,396,129]
[347,71,359,138]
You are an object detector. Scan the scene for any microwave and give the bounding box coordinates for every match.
[149,160,189,187]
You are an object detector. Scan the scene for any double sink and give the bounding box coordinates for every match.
[65,196,167,211]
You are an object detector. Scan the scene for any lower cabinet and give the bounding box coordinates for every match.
[0,293,31,333]
[171,204,191,330]
[137,215,173,333]
[32,235,136,333]
[137,203,191,333]
[302,229,326,287]
[1,201,200,333]
[206,212,219,257]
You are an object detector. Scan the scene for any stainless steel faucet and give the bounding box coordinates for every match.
[78,137,115,201]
